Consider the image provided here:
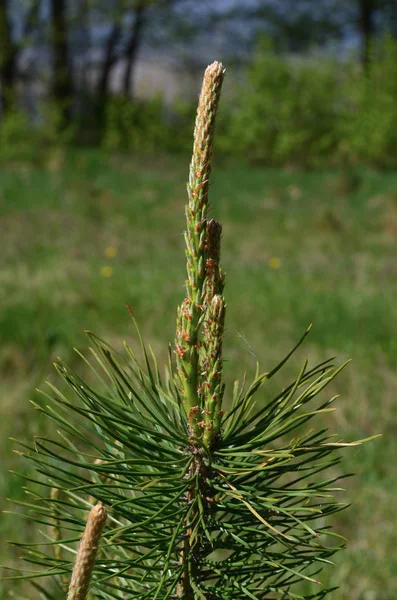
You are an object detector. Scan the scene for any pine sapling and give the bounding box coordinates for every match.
[4,61,378,600]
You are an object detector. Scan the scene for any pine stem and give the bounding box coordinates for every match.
[67,504,107,600]
[175,61,226,599]
[175,61,226,434]
[177,455,211,600]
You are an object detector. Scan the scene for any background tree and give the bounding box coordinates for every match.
[3,0,397,131]
[216,0,397,63]
[122,0,147,97]
[0,0,16,115]
[358,0,376,66]
[0,0,40,117]
[50,0,73,125]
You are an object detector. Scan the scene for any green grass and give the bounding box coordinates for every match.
[1,150,396,599]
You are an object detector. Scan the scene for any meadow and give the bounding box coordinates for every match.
[0,150,396,599]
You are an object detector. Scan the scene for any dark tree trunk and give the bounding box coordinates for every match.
[389,1,397,38]
[358,0,376,69]
[76,0,92,93]
[0,0,16,115]
[50,0,73,126]
[122,2,146,98]
[97,23,121,99]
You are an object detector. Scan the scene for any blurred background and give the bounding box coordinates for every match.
[1,0,397,598]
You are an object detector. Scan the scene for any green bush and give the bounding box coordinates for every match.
[0,110,33,164]
[102,94,163,153]
[0,103,71,166]
[220,35,397,168]
[338,35,397,168]
[3,36,397,169]
[219,38,342,167]
[102,94,191,154]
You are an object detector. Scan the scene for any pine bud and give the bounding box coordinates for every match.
[189,62,226,215]
[175,62,226,415]
[67,504,107,600]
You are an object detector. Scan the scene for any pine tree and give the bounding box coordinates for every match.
[4,61,377,600]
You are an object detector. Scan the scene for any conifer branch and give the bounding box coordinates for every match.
[174,63,227,600]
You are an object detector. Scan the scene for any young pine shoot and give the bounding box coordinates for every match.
[4,62,377,600]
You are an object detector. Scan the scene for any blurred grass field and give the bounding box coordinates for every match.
[1,150,397,599]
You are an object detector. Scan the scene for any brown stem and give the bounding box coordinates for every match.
[67,504,107,600]
[177,449,213,599]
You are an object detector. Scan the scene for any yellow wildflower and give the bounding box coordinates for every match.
[268,257,281,270]
[105,246,118,258]
[100,266,113,278]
